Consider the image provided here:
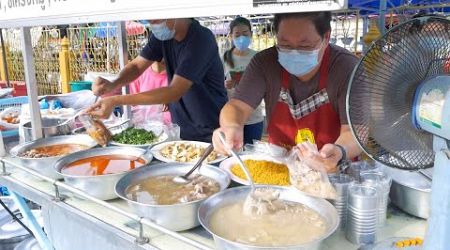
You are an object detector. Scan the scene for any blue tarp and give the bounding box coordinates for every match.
[348,0,450,15]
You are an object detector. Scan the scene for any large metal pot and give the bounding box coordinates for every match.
[383,166,431,219]
[14,238,41,250]
[0,219,31,250]
[115,162,230,231]
[0,210,43,250]
[22,117,77,142]
[198,185,339,250]
[10,135,97,180]
[54,147,153,200]
[0,197,19,225]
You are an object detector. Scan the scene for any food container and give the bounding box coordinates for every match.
[0,218,31,250]
[198,185,339,250]
[115,162,230,231]
[360,171,392,227]
[10,135,97,179]
[54,147,153,200]
[382,165,431,219]
[0,210,42,250]
[345,184,379,245]
[0,197,19,225]
[22,117,77,142]
[14,238,41,250]
[70,81,92,92]
[329,174,354,230]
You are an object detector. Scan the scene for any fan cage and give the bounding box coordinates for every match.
[347,16,450,170]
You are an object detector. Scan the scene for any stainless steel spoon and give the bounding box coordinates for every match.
[218,132,280,205]
[218,132,255,190]
[172,144,214,184]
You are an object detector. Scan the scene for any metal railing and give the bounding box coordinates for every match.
[0,157,213,250]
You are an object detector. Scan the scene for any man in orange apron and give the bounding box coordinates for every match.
[212,11,362,173]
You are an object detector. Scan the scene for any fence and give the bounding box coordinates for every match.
[0,15,364,95]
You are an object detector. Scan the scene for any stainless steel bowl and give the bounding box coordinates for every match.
[115,162,230,231]
[54,147,153,200]
[10,135,97,180]
[382,166,431,219]
[22,117,77,142]
[198,185,339,250]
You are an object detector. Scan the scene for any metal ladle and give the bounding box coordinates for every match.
[217,132,279,213]
[218,132,255,190]
[172,144,214,184]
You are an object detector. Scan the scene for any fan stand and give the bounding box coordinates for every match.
[423,136,450,250]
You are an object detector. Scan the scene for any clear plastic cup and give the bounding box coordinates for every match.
[360,171,392,227]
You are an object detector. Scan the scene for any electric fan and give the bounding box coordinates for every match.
[347,16,450,249]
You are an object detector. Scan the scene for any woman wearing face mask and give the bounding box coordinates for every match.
[222,17,265,145]
[212,11,362,173]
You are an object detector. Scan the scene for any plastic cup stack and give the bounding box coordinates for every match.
[360,171,392,227]
[347,161,380,182]
[346,184,378,245]
[329,174,354,230]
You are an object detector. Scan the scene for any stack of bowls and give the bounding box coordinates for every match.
[346,184,378,245]
[329,174,354,230]
[360,171,392,227]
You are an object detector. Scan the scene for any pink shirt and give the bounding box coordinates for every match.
[129,67,172,125]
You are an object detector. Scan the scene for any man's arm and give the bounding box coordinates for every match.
[317,125,362,173]
[113,74,192,105]
[211,99,254,154]
[335,125,362,160]
[92,56,154,96]
[112,56,154,89]
[87,74,192,119]
[220,99,254,129]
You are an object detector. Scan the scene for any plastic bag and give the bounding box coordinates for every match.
[286,142,337,200]
[78,114,111,147]
[243,140,287,157]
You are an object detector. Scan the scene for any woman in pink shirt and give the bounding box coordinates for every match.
[129,60,172,125]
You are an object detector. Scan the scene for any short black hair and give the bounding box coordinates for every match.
[273,11,332,38]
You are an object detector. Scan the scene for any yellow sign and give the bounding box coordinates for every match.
[295,128,315,144]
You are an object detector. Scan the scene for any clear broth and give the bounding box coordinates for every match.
[126,175,220,205]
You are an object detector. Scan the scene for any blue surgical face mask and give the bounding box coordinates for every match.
[277,46,322,76]
[150,21,175,41]
[233,36,251,51]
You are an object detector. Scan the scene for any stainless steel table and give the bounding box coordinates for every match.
[0,157,427,250]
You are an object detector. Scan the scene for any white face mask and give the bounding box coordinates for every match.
[277,47,322,76]
[277,39,326,77]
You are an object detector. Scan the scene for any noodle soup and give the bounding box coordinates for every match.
[126,175,220,205]
[209,199,327,247]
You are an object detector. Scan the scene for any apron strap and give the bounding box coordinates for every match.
[281,68,290,89]
[318,45,331,89]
